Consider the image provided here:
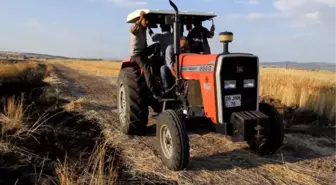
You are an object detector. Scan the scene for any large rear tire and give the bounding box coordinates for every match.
[249,102,284,155]
[156,110,190,171]
[117,67,149,135]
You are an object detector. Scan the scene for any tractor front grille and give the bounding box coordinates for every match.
[217,54,259,123]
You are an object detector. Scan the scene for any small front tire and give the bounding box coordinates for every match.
[156,110,190,171]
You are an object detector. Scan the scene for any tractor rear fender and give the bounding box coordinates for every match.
[121,58,139,69]
[120,58,144,75]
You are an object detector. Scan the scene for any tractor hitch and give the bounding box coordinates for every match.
[230,111,270,143]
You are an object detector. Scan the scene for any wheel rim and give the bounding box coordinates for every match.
[118,82,126,126]
[160,124,173,159]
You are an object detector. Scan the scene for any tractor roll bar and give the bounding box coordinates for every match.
[169,0,181,88]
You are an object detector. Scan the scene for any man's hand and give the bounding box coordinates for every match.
[139,11,146,21]
[210,25,215,33]
[148,28,153,35]
[131,11,146,34]
[204,25,215,38]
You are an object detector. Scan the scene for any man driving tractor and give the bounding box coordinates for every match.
[129,11,215,98]
[149,24,174,56]
[160,36,190,93]
[130,11,162,98]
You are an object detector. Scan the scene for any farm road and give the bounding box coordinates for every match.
[51,63,336,185]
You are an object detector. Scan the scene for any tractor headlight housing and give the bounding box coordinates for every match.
[224,80,236,89]
[243,79,255,88]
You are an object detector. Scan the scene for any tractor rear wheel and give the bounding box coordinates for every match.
[156,110,190,171]
[249,102,284,155]
[117,67,148,135]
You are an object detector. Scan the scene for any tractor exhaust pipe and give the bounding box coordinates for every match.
[169,0,180,85]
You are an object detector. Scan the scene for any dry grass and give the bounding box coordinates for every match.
[0,95,25,134]
[0,95,58,141]
[102,123,335,185]
[0,96,119,185]
[64,97,85,111]
[0,60,53,137]
[260,67,336,121]
[56,141,119,185]
[49,59,121,77]
[0,60,53,82]
[0,61,36,77]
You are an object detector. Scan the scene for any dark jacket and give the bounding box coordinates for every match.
[187,26,214,54]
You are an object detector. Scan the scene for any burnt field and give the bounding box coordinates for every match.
[0,61,120,185]
[0,61,172,185]
[0,59,335,185]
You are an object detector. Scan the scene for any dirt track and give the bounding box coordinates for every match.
[51,63,336,185]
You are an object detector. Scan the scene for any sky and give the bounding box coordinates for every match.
[0,0,335,63]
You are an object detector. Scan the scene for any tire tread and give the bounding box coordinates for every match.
[117,67,148,135]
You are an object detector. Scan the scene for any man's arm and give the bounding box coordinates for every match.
[203,26,215,38]
[165,45,174,70]
[130,20,142,35]
[151,33,161,42]
[130,11,145,35]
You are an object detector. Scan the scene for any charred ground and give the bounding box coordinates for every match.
[0,62,174,185]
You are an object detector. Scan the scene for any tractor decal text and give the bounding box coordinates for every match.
[181,65,214,72]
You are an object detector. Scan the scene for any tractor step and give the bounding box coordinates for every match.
[158,98,179,102]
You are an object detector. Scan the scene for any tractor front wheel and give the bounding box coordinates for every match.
[156,110,190,171]
[117,67,148,135]
[249,102,284,155]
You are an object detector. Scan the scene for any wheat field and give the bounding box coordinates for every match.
[48,59,121,77]
[260,67,335,121]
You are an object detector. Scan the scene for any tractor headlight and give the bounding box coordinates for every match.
[224,80,236,89]
[244,79,255,88]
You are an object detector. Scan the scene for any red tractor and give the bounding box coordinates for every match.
[117,0,284,171]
